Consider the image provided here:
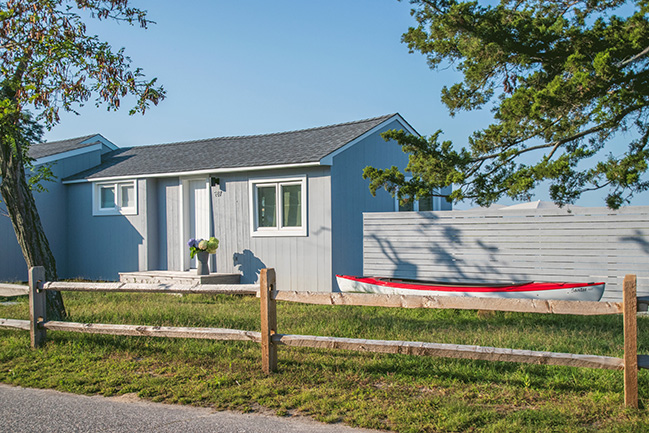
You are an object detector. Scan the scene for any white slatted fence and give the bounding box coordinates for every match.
[363,206,649,302]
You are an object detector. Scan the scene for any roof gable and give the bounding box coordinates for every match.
[30,134,117,161]
[64,114,403,181]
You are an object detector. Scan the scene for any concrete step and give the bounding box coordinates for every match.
[119,271,241,285]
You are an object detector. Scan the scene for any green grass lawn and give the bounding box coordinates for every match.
[1,291,649,432]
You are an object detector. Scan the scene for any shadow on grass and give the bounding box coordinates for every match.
[279,345,634,396]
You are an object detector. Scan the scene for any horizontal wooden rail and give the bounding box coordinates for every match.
[0,318,30,330]
[42,321,261,342]
[42,281,258,295]
[0,283,28,297]
[273,291,624,315]
[4,316,646,372]
[273,334,625,370]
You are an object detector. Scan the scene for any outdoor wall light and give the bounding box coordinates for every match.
[211,176,225,192]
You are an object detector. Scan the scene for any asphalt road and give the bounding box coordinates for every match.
[0,384,382,433]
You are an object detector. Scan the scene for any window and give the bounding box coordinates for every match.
[395,193,438,212]
[250,176,306,236]
[257,186,277,228]
[93,180,137,215]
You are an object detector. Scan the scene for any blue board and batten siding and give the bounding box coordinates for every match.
[102,168,335,291]
[65,178,177,280]
[156,178,182,271]
[65,180,147,280]
[145,178,159,272]
[0,147,105,282]
[209,119,410,292]
[0,205,30,282]
[63,165,333,289]
[211,167,333,292]
[330,118,409,289]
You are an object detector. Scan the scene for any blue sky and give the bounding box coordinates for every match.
[46,1,467,143]
[42,0,647,208]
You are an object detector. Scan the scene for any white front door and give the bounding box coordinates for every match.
[182,178,211,270]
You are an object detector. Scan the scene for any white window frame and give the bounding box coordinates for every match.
[93,180,138,216]
[249,176,307,237]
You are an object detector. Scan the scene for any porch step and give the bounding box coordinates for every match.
[118,271,241,285]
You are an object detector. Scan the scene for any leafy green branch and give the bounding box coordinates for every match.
[365,0,649,208]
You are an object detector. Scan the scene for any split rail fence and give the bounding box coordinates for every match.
[0,267,647,409]
[0,282,28,297]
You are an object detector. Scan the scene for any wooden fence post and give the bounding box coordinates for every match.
[260,268,277,374]
[29,266,47,348]
[623,274,638,409]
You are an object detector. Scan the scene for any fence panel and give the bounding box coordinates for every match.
[363,206,649,301]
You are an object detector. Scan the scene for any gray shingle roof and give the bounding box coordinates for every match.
[29,134,101,160]
[65,114,398,181]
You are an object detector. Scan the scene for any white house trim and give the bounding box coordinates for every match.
[178,180,186,271]
[180,176,211,271]
[91,179,138,216]
[248,175,308,237]
[62,162,322,184]
[318,114,418,166]
[83,134,119,151]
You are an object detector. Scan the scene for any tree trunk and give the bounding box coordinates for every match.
[0,138,66,320]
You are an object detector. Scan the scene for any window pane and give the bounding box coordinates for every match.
[282,184,301,227]
[257,186,276,227]
[100,186,116,209]
[121,184,135,208]
[418,195,433,211]
[398,197,414,212]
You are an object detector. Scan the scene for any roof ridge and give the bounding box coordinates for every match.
[62,113,409,181]
[128,114,397,150]
[35,133,99,146]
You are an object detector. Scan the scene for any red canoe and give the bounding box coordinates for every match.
[336,275,605,301]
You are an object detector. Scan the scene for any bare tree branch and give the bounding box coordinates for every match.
[616,45,649,68]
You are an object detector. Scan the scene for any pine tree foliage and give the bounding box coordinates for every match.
[365,0,649,208]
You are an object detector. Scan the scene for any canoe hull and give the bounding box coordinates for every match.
[336,275,605,302]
